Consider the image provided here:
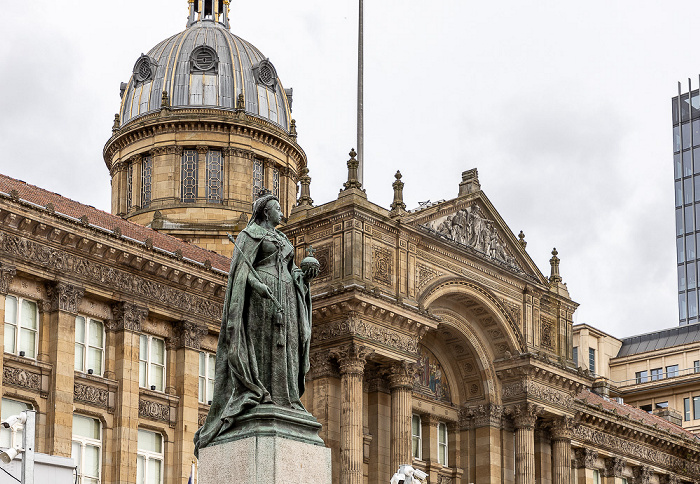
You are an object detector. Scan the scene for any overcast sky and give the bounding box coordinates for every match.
[0,1,695,339]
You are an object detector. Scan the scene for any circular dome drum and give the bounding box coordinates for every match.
[119,20,291,131]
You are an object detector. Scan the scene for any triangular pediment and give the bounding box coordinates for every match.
[405,192,547,284]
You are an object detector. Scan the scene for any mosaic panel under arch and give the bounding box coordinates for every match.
[414,345,451,403]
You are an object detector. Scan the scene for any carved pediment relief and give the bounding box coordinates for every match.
[421,203,523,272]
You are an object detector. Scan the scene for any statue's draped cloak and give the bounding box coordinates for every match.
[194,223,312,455]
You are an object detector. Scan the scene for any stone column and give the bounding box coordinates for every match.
[603,457,625,484]
[331,343,373,484]
[551,417,574,484]
[573,448,598,484]
[511,403,540,484]
[387,360,415,473]
[107,302,148,484]
[464,404,503,484]
[172,320,208,483]
[44,282,84,457]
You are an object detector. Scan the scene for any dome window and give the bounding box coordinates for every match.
[132,54,156,85]
[252,59,277,90]
[190,46,218,73]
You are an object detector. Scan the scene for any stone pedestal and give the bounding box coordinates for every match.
[198,406,332,484]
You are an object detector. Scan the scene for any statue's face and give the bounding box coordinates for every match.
[265,200,283,226]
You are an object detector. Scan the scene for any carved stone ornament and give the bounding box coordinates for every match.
[172,320,208,350]
[502,380,574,408]
[462,404,503,429]
[632,466,653,484]
[573,447,598,469]
[437,476,453,484]
[313,316,418,354]
[3,366,41,391]
[74,382,109,408]
[604,457,626,478]
[198,413,207,427]
[0,263,16,294]
[387,360,417,390]
[307,350,337,379]
[44,282,85,314]
[540,318,554,349]
[107,301,148,332]
[372,246,392,286]
[329,343,374,376]
[550,416,575,441]
[508,403,542,429]
[0,233,222,321]
[424,204,522,271]
[139,399,170,423]
[659,475,680,484]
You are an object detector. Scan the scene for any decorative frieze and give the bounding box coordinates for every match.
[437,476,453,484]
[3,366,41,391]
[0,233,223,321]
[139,399,170,423]
[74,382,109,408]
[313,316,418,354]
[171,320,208,350]
[501,380,573,408]
[44,282,85,314]
[0,263,16,294]
[108,302,148,332]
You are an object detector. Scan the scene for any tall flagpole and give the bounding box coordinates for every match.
[357,0,364,185]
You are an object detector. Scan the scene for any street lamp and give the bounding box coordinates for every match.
[0,410,35,484]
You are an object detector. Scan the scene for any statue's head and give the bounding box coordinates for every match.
[251,189,281,226]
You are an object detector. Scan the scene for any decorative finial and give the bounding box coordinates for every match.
[290,119,298,139]
[390,170,406,216]
[518,231,527,249]
[549,248,562,284]
[112,114,120,132]
[256,187,272,199]
[306,246,316,257]
[341,149,364,192]
[296,167,313,207]
[161,90,170,109]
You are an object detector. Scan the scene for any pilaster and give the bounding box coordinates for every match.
[330,343,373,484]
[464,404,503,484]
[573,448,599,484]
[44,282,84,457]
[603,457,626,484]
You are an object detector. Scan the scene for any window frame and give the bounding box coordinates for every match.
[141,155,153,208]
[205,150,223,203]
[139,334,167,392]
[685,397,691,421]
[572,346,578,367]
[665,364,679,378]
[411,414,422,460]
[650,368,663,381]
[72,414,102,484]
[635,370,648,384]
[75,315,105,376]
[588,348,595,375]
[694,396,700,420]
[137,429,164,484]
[437,421,448,467]
[198,351,216,404]
[4,295,39,359]
[181,149,199,203]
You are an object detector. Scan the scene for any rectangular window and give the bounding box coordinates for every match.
[676,208,684,236]
[592,469,600,484]
[650,368,663,381]
[689,261,697,289]
[181,150,198,203]
[75,316,105,376]
[635,371,648,384]
[685,176,693,204]
[72,414,102,484]
[694,396,700,420]
[666,365,679,378]
[139,335,166,392]
[572,346,578,367]
[694,360,700,373]
[675,152,682,179]
[686,205,694,233]
[674,125,681,153]
[437,422,448,466]
[137,429,163,484]
[0,398,31,449]
[695,176,700,201]
[252,159,264,198]
[199,352,216,404]
[141,155,152,208]
[272,167,280,198]
[687,234,697,260]
[690,290,698,318]
[206,150,223,203]
[4,295,38,359]
[127,163,134,211]
[679,266,687,291]
[678,238,685,264]
[588,348,595,376]
[676,180,683,207]
[683,122,692,150]
[685,397,691,421]
[680,293,688,320]
[411,415,422,460]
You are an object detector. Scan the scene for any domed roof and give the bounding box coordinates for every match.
[119,19,291,131]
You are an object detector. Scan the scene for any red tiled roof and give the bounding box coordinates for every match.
[577,389,700,441]
[0,173,231,273]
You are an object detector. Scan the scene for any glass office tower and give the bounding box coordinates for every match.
[673,82,700,325]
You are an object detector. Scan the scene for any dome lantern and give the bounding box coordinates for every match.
[188,0,230,29]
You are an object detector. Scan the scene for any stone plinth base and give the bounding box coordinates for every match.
[199,434,332,483]
[198,405,332,483]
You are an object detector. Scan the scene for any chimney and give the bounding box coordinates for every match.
[458,169,481,197]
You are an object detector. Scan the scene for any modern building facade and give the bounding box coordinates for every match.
[1,2,700,484]
[672,82,700,325]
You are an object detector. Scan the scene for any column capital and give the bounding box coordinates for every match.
[0,263,17,294]
[603,457,626,478]
[508,403,542,429]
[308,350,339,379]
[166,145,183,155]
[387,360,417,390]
[171,320,208,350]
[462,403,503,429]
[631,466,653,484]
[550,415,575,441]
[107,301,148,332]
[330,343,374,376]
[573,447,598,470]
[658,475,680,484]
[43,282,85,314]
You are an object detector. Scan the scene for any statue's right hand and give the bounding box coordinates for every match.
[251,280,273,299]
